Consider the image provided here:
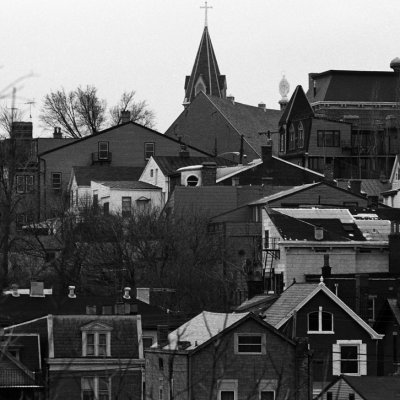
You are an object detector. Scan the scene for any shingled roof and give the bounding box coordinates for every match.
[267,209,365,242]
[152,155,236,176]
[307,70,398,103]
[71,166,144,186]
[184,27,226,104]
[94,180,161,190]
[207,95,282,155]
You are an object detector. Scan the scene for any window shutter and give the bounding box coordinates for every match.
[332,344,340,375]
[359,343,367,375]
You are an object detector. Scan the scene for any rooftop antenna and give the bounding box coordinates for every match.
[200,1,212,27]
[25,98,35,119]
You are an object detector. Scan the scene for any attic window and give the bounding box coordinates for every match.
[195,81,206,96]
[186,175,199,187]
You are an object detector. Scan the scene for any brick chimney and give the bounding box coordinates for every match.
[350,179,362,195]
[261,143,273,163]
[120,110,131,124]
[201,162,217,185]
[322,254,331,279]
[53,127,62,139]
[157,325,169,348]
[179,144,190,158]
[12,121,33,139]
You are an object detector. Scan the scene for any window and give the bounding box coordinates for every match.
[51,173,62,190]
[289,124,295,150]
[81,322,112,357]
[218,380,237,400]
[332,340,367,376]
[327,393,333,400]
[259,380,277,400]
[317,130,340,147]
[235,333,265,354]
[349,394,355,400]
[150,169,154,178]
[16,175,34,194]
[98,142,109,160]
[279,130,286,153]
[367,295,377,323]
[121,197,132,217]
[298,122,304,148]
[103,202,109,215]
[145,142,155,160]
[186,175,199,187]
[82,376,111,400]
[159,378,164,400]
[308,307,334,333]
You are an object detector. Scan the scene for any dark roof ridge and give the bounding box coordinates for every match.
[310,69,395,78]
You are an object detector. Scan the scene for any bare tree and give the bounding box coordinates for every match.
[0,105,24,138]
[109,90,155,128]
[40,85,106,138]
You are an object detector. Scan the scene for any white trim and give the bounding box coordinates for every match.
[47,358,144,371]
[333,340,367,376]
[217,379,238,400]
[3,315,48,331]
[307,307,334,334]
[258,379,277,400]
[48,315,54,358]
[275,283,383,339]
[137,315,144,359]
[234,333,266,355]
[81,375,111,400]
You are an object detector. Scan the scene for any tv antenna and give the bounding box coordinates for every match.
[25,98,35,118]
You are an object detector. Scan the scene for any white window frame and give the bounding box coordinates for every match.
[217,380,237,400]
[81,322,112,357]
[144,142,155,160]
[259,379,277,400]
[367,295,377,323]
[307,306,334,334]
[81,376,111,400]
[51,172,62,190]
[332,340,367,376]
[98,141,110,160]
[234,333,266,355]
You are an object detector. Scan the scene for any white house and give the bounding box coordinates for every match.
[91,180,163,215]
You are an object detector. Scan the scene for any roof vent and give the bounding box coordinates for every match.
[11,284,19,297]
[258,102,266,110]
[68,285,77,299]
[227,94,235,104]
[314,226,324,241]
[123,287,131,300]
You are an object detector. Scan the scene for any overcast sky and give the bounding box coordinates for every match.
[2,0,400,137]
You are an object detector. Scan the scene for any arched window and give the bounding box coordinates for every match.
[289,124,295,150]
[298,122,304,148]
[308,307,333,333]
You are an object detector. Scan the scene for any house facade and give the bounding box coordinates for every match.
[145,312,312,400]
[263,281,383,396]
[4,314,144,400]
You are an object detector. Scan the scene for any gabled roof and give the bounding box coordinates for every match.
[72,166,144,187]
[279,85,314,126]
[184,27,226,103]
[263,281,383,339]
[316,375,400,400]
[266,209,365,242]
[93,180,160,190]
[206,94,282,155]
[161,311,295,352]
[308,70,397,103]
[152,155,236,176]
[39,121,213,157]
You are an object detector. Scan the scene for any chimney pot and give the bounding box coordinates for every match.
[11,284,19,297]
[314,226,324,241]
[120,110,131,124]
[68,285,76,298]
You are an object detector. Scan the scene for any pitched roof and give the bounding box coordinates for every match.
[308,70,398,103]
[267,209,365,241]
[207,94,282,155]
[263,282,383,339]
[184,27,226,104]
[360,179,391,198]
[318,376,400,400]
[164,311,248,350]
[72,166,144,187]
[279,85,314,125]
[152,155,236,176]
[94,180,160,190]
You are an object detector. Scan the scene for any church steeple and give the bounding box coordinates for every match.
[183,25,227,106]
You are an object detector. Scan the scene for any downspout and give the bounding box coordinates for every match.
[39,157,46,220]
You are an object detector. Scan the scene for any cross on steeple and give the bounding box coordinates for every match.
[200,1,212,27]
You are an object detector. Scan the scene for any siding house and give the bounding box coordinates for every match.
[145,311,312,400]
[262,281,383,396]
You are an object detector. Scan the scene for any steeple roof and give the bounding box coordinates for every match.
[184,27,227,105]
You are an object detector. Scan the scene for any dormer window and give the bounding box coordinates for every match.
[81,322,113,357]
[195,76,207,96]
[308,307,334,333]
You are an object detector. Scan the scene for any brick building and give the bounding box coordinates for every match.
[145,311,312,400]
